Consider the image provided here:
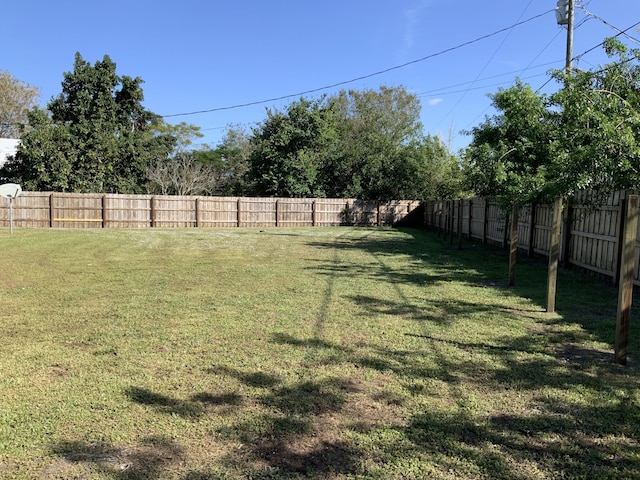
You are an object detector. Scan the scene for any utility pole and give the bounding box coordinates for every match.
[546,0,574,313]
[555,0,574,72]
[565,0,574,73]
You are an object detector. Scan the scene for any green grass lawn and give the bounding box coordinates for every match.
[1,226,639,479]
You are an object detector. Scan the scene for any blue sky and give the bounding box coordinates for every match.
[3,1,640,152]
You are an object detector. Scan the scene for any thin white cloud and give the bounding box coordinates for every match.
[403,0,433,50]
[428,98,444,106]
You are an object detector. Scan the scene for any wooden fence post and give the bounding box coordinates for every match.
[562,199,573,269]
[614,192,628,286]
[527,202,537,258]
[502,212,509,250]
[102,194,107,228]
[615,194,638,365]
[49,193,55,228]
[547,197,563,313]
[237,198,242,227]
[442,200,447,236]
[346,200,351,226]
[150,196,157,227]
[457,199,463,249]
[312,200,317,227]
[195,197,201,227]
[432,201,437,230]
[275,199,280,227]
[424,201,428,228]
[509,204,519,286]
[483,199,489,245]
[467,199,473,239]
[449,200,454,244]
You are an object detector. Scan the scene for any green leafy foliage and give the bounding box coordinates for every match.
[198,124,253,195]
[463,80,553,209]
[2,58,463,199]
[243,86,461,200]
[324,86,424,199]
[463,39,640,205]
[0,70,39,138]
[549,38,640,199]
[0,53,176,193]
[248,97,337,197]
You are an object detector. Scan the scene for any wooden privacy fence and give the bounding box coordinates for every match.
[0,192,421,230]
[5,190,639,286]
[423,191,640,287]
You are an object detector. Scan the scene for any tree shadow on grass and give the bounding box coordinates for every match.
[204,363,363,477]
[272,322,640,478]
[46,228,640,478]
[400,326,640,478]
[272,331,461,388]
[54,375,362,478]
[299,228,640,477]
[348,293,510,327]
[305,229,550,334]
[216,416,360,478]
[47,436,183,480]
[123,386,243,419]
[399,402,640,480]
[311,228,638,354]
[305,228,512,290]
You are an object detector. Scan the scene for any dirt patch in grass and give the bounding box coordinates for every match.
[554,343,615,365]
[44,438,185,479]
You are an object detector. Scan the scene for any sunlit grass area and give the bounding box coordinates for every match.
[1,227,639,479]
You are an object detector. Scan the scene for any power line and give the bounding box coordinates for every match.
[416,60,562,96]
[433,0,537,131]
[517,31,564,76]
[534,20,640,93]
[459,3,591,134]
[456,36,565,132]
[199,126,227,131]
[573,20,640,61]
[585,10,640,45]
[418,73,549,98]
[162,9,555,119]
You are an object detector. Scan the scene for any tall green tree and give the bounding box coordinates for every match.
[545,38,640,355]
[204,124,253,195]
[0,53,175,193]
[239,85,459,200]
[549,38,640,199]
[463,80,553,207]
[248,97,338,197]
[0,70,40,138]
[417,135,463,199]
[463,80,553,285]
[324,86,427,200]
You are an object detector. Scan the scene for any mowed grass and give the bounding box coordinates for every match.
[1,226,639,479]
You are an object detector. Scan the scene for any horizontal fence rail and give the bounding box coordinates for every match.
[0,192,421,230]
